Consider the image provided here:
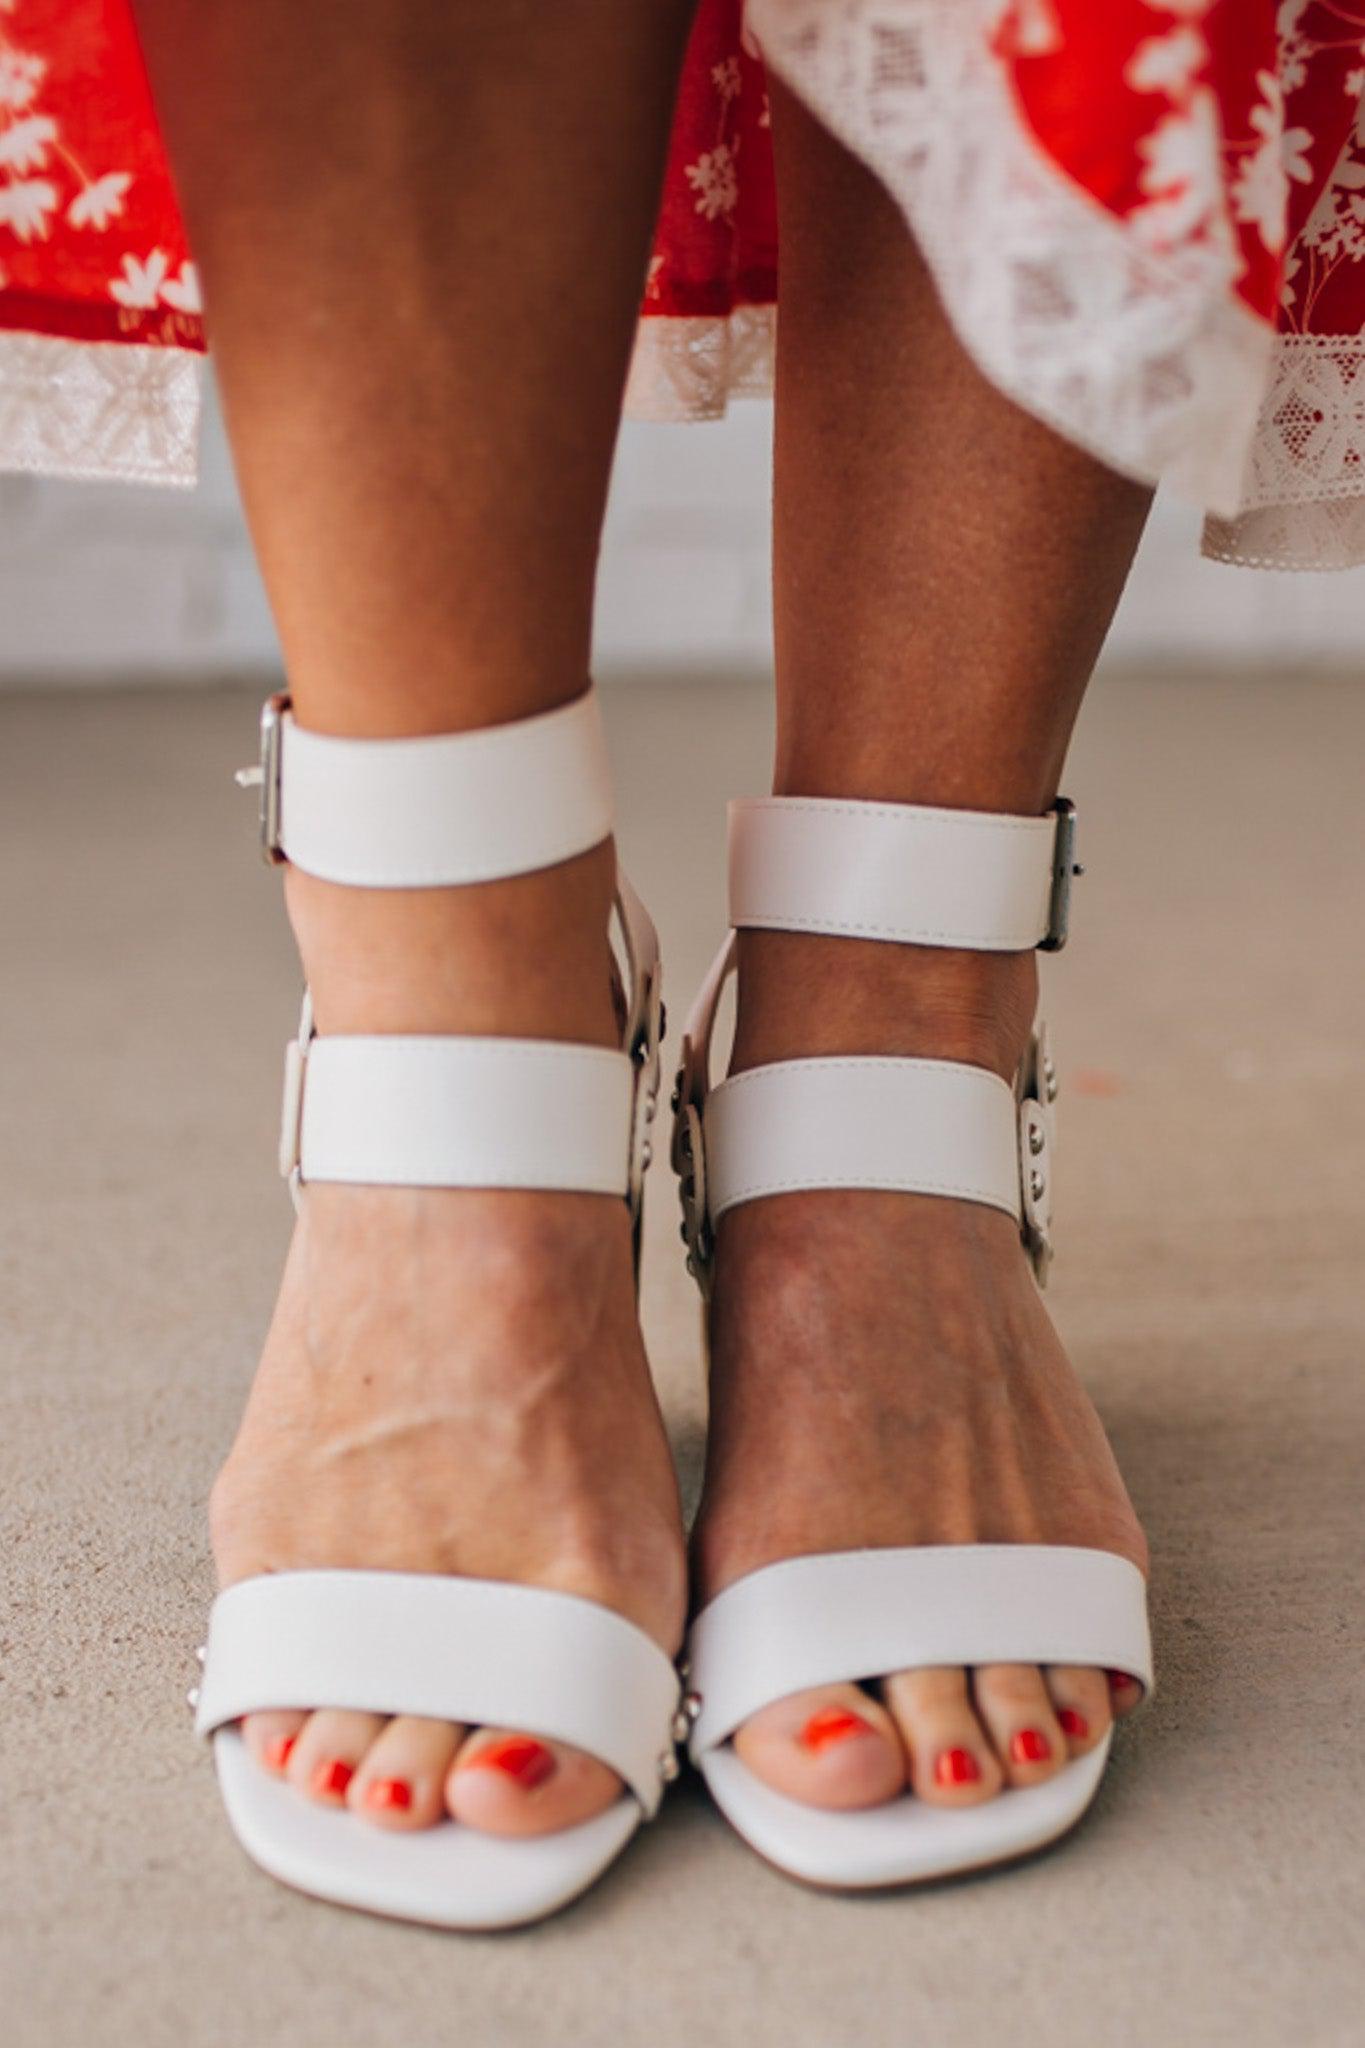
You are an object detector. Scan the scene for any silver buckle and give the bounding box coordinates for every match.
[1040,798,1081,952]
[233,691,290,866]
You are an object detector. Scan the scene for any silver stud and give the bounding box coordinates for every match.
[1029,1169,1046,1202]
[186,1686,201,1713]
[659,1749,681,1783]
[1045,1073,1059,1104]
[676,1655,692,1682]
[1028,1125,1045,1156]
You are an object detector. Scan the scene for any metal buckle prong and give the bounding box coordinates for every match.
[1041,797,1081,952]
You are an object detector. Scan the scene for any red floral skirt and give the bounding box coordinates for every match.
[2,1,1363,567]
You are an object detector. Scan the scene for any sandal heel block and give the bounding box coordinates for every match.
[672,793,1153,1891]
[196,686,679,1931]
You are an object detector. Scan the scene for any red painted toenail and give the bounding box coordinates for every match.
[1057,1708,1089,1739]
[799,1707,872,1753]
[264,1734,296,1772]
[364,1777,412,1812]
[311,1758,355,1798]
[464,1737,555,1789]
[934,1748,982,1787]
[1107,1670,1137,1690]
[1010,1728,1052,1765]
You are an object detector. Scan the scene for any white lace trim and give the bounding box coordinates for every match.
[624,304,775,421]
[0,330,200,487]
[1201,333,1365,567]
[746,0,1278,521]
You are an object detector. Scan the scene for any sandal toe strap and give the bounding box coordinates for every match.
[196,1571,682,1816]
[685,1545,1153,1760]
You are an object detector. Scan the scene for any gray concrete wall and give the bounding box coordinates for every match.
[1,380,1361,681]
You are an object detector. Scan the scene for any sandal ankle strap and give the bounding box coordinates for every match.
[242,685,614,886]
[673,793,1072,1294]
[238,686,664,1220]
[729,794,1080,952]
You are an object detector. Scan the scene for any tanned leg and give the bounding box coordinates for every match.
[692,78,1153,1812]
[132,0,696,1835]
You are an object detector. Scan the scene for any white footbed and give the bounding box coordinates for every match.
[699,1733,1113,1890]
[213,1728,642,1930]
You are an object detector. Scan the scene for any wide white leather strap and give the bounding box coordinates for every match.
[729,796,1078,952]
[266,688,613,886]
[686,1546,1153,1758]
[284,1034,636,1194]
[196,1571,681,1816]
[703,1057,1023,1224]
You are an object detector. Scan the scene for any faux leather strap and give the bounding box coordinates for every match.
[271,688,613,886]
[686,1546,1153,1758]
[283,1033,637,1194]
[728,796,1077,952]
[703,1057,1022,1224]
[196,1570,682,1816]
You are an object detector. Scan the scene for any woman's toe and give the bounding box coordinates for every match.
[242,1709,309,1775]
[732,1683,907,1810]
[445,1728,621,1837]
[972,1664,1068,1787]
[285,1708,388,1804]
[882,1667,1004,1805]
[1044,1666,1113,1756]
[348,1715,465,1829]
[1107,1668,1145,1718]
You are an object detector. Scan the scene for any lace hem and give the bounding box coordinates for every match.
[0,330,200,487]
[746,0,1279,520]
[624,305,775,421]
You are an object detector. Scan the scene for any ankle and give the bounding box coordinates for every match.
[730,931,1038,1083]
[285,838,621,1046]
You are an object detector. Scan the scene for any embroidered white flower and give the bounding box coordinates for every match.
[68,170,132,230]
[1132,87,1226,246]
[0,48,44,110]
[0,175,57,241]
[110,247,170,308]
[997,0,1063,58]
[1125,26,1206,99]
[685,142,738,222]
[711,56,741,103]
[160,260,202,314]
[0,112,56,173]
[1230,70,1313,254]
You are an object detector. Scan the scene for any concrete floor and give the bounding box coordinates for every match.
[0,670,1361,2048]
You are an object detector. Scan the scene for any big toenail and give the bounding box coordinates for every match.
[1057,1708,1088,1739]
[264,1734,296,1772]
[1010,1728,1052,1764]
[464,1737,555,1788]
[934,1748,982,1787]
[364,1778,412,1811]
[1107,1670,1136,1690]
[799,1707,871,1753]
[311,1759,354,1798]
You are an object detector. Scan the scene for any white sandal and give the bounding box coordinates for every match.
[191,687,682,1930]
[671,794,1153,1889]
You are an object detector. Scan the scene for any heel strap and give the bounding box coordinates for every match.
[242,687,613,887]
[729,796,1080,953]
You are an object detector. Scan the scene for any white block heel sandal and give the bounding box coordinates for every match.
[671,795,1153,1890]
[191,687,682,1930]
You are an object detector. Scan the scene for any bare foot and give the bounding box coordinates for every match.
[211,849,686,1836]
[691,935,1147,1811]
